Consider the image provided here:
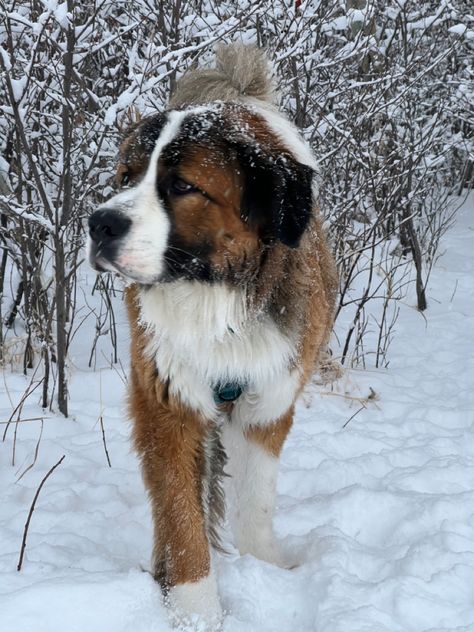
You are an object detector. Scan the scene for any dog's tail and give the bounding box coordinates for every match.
[169,42,276,108]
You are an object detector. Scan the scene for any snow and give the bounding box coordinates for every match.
[0,47,12,72]
[53,2,70,29]
[448,24,474,39]
[104,89,138,126]
[1,194,474,631]
[10,76,27,103]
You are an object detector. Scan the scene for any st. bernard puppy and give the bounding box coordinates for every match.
[88,44,337,629]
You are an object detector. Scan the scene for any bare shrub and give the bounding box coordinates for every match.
[0,0,472,412]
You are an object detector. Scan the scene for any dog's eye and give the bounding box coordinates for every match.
[169,177,198,196]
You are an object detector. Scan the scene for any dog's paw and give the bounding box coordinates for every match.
[167,574,223,631]
[169,613,223,632]
[237,532,300,570]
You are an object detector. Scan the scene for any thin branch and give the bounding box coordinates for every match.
[17,454,66,572]
[342,406,366,429]
[99,415,112,468]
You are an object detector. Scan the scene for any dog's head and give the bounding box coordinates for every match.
[88,104,315,285]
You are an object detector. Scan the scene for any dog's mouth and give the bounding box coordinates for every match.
[88,241,118,273]
[90,255,110,274]
[89,242,163,286]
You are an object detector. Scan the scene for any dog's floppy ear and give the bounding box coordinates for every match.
[236,144,314,248]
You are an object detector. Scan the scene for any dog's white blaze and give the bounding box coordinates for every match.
[94,114,185,283]
[95,108,216,284]
[223,421,284,566]
[167,565,222,629]
[140,281,297,421]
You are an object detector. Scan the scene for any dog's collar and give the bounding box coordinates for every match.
[213,382,244,405]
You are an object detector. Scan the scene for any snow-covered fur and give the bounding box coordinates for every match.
[88,43,337,630]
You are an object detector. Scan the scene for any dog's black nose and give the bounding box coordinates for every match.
[89,209,131,245]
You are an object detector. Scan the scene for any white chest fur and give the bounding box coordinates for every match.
[139,281,300,424]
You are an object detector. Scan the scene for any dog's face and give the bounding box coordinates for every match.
[88,105,314,285]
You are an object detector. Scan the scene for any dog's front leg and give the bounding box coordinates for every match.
[132,395,222,629]
[224,409,294,567]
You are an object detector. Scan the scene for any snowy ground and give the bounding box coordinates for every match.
[1,196,474,632]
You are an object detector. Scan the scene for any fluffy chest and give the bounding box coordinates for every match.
[138,282,299,422]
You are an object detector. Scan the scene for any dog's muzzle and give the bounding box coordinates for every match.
[88,208,131,271]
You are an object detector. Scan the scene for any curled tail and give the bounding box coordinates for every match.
[169,42,275,108]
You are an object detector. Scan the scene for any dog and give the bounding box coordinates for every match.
[88,43,337,629]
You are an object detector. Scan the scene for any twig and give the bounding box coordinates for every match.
[2,376,43,442]
[99,415,112,468]
[98,369,111,467]
[100,350,127,386]
[319,390,375,406]
[0,417,47,425]
[16,419,44,482]
[450,279,459,303]
[342,406,365,429]
[17,454,66,571]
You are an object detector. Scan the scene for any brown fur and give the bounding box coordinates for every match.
[121,112,337,588]
[116,82,337,604]
[85,44,339,627]
[125,222,336,591]
[126,287,212,587]
[246,409,295,458]
[158,146,262,278]
[244,217,337,462]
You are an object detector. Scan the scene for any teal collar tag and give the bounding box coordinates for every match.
[213,382,244,405]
